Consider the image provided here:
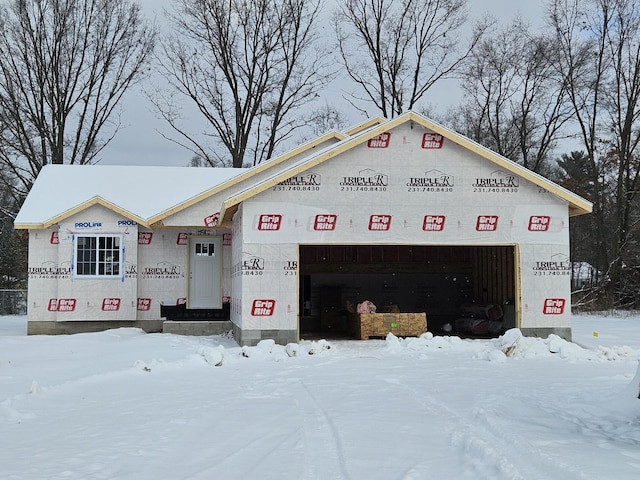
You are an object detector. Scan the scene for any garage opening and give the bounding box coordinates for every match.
[299,245,517,339]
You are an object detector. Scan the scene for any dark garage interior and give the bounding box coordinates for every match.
[299,245,517,338]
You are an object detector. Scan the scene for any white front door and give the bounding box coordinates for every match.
[188,236,222,309]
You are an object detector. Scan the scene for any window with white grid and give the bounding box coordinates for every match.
[75,235,122,277]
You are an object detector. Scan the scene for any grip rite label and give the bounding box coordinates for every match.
[543,298,566,314]
[476,215,499,231]
[252,299,275,316]
[369,215,392,231]
[258,215,282,231]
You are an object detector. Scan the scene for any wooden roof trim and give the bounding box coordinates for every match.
[344,116,387,136]
[219,111,592,222]
[411,113,593,216]
[219,117,407,222]
[13,222,42,230]
[218,204,239,227]
[147,130,347,225]
[15,196,151,230]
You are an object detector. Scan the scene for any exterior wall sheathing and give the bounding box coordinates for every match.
[232,122,572,343]
[26,204,232,334]
[23,119,579,343]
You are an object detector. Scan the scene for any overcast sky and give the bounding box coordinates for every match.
[99,0,547,167]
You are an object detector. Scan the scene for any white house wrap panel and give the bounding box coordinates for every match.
[27,206,138,323]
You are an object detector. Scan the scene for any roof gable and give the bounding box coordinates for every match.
[218,111,592,224]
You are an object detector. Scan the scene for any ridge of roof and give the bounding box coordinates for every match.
[343,116,387,136]
[146,129,347,225]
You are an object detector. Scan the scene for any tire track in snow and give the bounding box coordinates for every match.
[197,428,301,479]
[535,399,640,446]
[389,379,586,480]
[295,380,351,480]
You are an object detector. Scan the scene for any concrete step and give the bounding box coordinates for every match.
[162,320,232,336]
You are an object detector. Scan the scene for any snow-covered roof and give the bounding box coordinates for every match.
[14,164,247,228]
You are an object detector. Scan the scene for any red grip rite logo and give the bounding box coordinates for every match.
[314,214,337,231]
[543,298,566,314]
[369,214,392,231]
[258,214,282,230]
[476,215,499,231]
[177,233,189,245]
[252,299,276,316]
[48,298,76,312]
[421,133,444,149]
[367,132,391,148]
[528,216,550,232]
[204,212,220,227]
[423,215,446,231]
[102,298,121,311]
[137,298,151,311]
[138,232,153,245]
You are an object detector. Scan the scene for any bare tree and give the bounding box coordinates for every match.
[0,178,27,289]
[0,0,156,199]
[601,0,640,304]
[555,150,608,304]
[548,0,640,306]
[155,0,333,168]
[448,18,573,174]
[546,0,611,302]
[334,0,485,118]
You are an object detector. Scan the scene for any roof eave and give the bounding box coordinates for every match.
[13,222,42,230]
[569,202,593,217]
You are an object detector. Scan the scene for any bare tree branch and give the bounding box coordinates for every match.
[334,0,484,117]
[154,0,334,168]
[0,0,156,197]
[548,0,640,307]
[448,18,573,174]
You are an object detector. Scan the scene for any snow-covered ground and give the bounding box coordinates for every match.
[1,313,639,480]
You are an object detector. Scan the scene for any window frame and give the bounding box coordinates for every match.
[73,234,124,279]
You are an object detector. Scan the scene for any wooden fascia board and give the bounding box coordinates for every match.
[407,113,593,217]
[218,204,239,227]
[35,197,151,229]
[569,205,591,217]
[219,111,592,222]
[219,119,406,222]
[13,222,41,230]
[344,116,387,136]
[147,130,347,225]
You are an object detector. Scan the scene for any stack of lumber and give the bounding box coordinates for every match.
[352,312,427,339]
